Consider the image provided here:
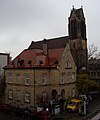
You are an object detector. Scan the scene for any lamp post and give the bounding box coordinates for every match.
[79,94,87,115]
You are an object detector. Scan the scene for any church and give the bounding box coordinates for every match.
[3,6,87,108]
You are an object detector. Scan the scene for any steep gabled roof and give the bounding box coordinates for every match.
[28,36,68,50]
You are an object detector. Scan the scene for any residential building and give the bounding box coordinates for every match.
[88,62,100,88]
[4,44,76,107]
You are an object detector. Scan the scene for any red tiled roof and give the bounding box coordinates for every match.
[4,48,64,69]
[4,36,69,69]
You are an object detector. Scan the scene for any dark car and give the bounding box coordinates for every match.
[31,110,51,120]
[14,107,32,118]
[0,104,12,112]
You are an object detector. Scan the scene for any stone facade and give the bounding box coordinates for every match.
[4,45,76,108]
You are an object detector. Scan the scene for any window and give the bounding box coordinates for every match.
[8,74,13,83]
[16,74,20,84]
[41,91,47,102]
[60,73,65,84]
[16,90,20,101]
[66,60,72,69]
[8,90,13,99]
[71,89,76,98]
[91,72,96,77]
[72,72,75,82]
[24,75,29,85]
[42,74,46,85]
[25,93,30,103]
[67,72,71,83]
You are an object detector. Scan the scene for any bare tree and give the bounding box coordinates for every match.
[88,43,100,62]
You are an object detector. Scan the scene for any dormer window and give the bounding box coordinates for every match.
[54,60,58,65]
[17,59,24,67]
[28,60,32,64]
[39,60,43,65]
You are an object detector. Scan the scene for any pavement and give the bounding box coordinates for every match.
[52,95,100,120]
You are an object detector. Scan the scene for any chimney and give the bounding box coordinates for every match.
[43,39,48,55]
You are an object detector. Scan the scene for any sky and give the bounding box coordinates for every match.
[0,0,100,59]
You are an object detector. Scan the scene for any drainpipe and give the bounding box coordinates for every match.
[34,69,35,106]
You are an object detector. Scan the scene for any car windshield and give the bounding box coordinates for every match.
[69,101,77,106]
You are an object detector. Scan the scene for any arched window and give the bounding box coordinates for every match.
[61,89,65,99]
[41,91,47,102]
[60,73,65,84]
[52,89,58,101]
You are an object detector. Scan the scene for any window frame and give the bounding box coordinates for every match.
[24,75,30,85]
[66,60,72,69]
[8,74,13,83]
[42,74,47,85]
[8,89,13,99]
[72,72,75,82]
[25,92,30,103]
[60,73,65,84]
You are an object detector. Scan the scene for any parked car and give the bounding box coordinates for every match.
[31,110,51,120]
[0,104,12,112]
[14,107,32,118]
[66,99,81,112]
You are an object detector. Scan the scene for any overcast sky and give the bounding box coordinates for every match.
[0,0,100,58]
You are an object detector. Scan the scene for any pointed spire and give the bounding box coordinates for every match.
[81,5,83,9]
[72,5,74,9]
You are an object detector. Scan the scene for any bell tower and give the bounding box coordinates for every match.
[68,6,87,72]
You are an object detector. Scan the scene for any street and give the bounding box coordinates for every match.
[52,95,100,120]
[0,112,29,120]
[0,95,100,120]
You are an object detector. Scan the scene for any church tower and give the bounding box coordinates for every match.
[68,6,87,72]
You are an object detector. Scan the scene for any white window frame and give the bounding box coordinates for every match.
[72,72,75,82]
[42,74,46,85]
[8,90,13,99]
[25,93,30,103]
[66,60,72,69]
[60,73,65,84]
[8,74,13,83]
[24,75,29,85]
[41,91,47,102]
